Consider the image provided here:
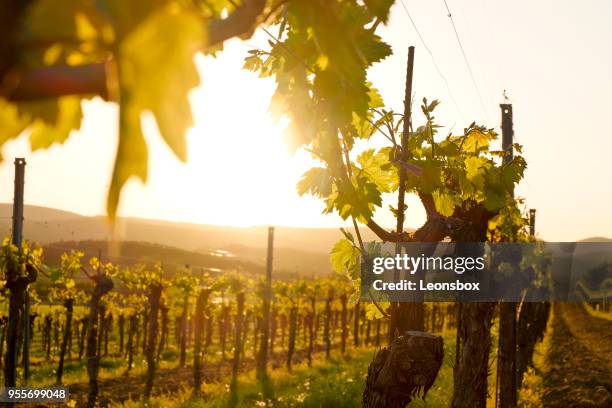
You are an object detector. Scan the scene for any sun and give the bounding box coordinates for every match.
[118,39,343,228]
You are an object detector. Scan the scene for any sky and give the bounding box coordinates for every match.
[0,0,611,241]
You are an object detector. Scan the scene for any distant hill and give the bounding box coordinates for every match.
[0,203,377,252]
[579,237,612,242]
[0,204,384,277]
[42,240,267,278]
[222,244,332,278]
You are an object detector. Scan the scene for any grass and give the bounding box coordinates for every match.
[24,327,502,407]
[16,312,594,407]
[115,350,372,408]
[582,301,612,322]
[113,330,463,408]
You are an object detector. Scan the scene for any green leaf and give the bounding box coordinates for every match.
[365,302,389,320]
[243,54,264,72]
[363,0,394,23]
[108,5,204,217]
[410,159,442,194]
[367,84,384,109]
[357,148,396,193]
[462,128,496,152]
[297,167,333,197]
[119,5,203,162]
[0,99,29,160]
[333,176,382,221]
[107,96,148,219]
[501,156,526,188]
[355,31,392,66]
[464,156,488,190]
[483,191,506,211]
[432,191,457,217]
[28,97,83,150]
[330,238,360,279]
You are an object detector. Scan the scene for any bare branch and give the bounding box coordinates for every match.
[5,0,268,101]
[5,63,109,101]
[80,266,95,282]
[208,0,267,45]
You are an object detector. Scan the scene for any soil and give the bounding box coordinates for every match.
[541,303,612,408]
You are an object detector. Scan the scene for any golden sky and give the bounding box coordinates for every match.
[0,0,611,241]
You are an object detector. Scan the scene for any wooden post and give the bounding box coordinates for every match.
[364,47,444,408]
[4,158,27,387]
[390,46,423,342]
[256,227,274,377]
[11,158,25,249]
[529,209,536,237]
[500,104,514,163]
[497,103,518,408]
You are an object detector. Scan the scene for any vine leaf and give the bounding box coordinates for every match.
[432,191,457,217]
[297,167,333,197]
[27,97,83,150]
[108,5,205,217]
[330,238,360,279]
[363,0,394,23]
[0,99,29,161]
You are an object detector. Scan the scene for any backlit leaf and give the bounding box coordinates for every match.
[28,97,83,150]
[432,191,458,217]
[297,167,333,197]
[330,238,360,279]
[108,5,204,217]
[363,0,394,23]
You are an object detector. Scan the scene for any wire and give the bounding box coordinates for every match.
[399,0,464,121]
[441,0,490,121]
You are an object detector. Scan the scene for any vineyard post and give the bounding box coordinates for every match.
[17,158,31,385]
[389,45,423,342]
[497,103,518,408]
[4,158,27,387]
[256,226,274,378]
[529,209,536,237]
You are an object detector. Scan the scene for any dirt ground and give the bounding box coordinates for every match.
[541,303,612,408]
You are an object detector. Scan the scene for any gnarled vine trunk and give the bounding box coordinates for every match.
[229,292,245,405]
[324,288,333,359]
[86,274,113,408]
[193,288,210,396]
[362,331,443,408]
[286,306,297,372]
[144,283,162,400]
[451,302,495,408]
[56,298,73,384]
[516,300,550,387]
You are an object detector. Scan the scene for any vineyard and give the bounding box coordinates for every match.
[0,0,611,407]
[0,244,460,406]
[0,238,608,407]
